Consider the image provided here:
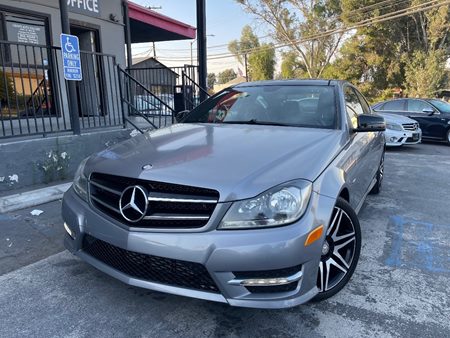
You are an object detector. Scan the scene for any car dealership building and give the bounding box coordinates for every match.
[0,0,205,192]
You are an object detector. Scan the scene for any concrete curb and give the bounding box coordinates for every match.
[0,183,72,214]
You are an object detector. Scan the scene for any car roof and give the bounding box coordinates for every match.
[379,98,437,103]
[233,79,346,88]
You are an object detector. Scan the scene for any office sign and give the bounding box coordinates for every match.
[67,0,102,18]
[60,34,82,81]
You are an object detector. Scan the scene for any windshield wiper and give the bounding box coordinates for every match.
[221,119,292,127]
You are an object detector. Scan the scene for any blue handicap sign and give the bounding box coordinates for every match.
[60,34,82,81]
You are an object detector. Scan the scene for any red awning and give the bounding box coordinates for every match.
[127,1,196,43]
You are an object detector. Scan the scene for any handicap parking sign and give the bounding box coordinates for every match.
[60,34,82,81]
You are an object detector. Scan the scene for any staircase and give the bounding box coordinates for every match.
[118,66,210,133]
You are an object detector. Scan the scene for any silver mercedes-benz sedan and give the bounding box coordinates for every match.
[62,80,385,309]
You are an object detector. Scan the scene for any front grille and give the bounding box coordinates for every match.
[82,234,219,293]
[402,123,419,131]
[89,173,219,229]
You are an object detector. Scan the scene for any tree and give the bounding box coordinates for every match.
[236,0,343,78]
[248,44,276,80]
[404,50,447,97]
[280,51,307,79]
[327,0,450,100]
[228,26,276,81]
[228,25,260,64]
[207,73,216,90]
[217,69,237,84]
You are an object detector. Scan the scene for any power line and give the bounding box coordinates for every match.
[135,0,449,62]
[133,0,415,58]
[205,0,450,60]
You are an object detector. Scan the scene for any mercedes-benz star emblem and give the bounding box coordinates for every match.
[119,185,149,223]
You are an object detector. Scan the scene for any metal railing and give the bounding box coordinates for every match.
[0,40,71,138]
[181,70,210,110]
[118,68,175,133]
[0,40,124,139]
[77,50,124,131]
[0,39,209,139]
[127,65,207,113]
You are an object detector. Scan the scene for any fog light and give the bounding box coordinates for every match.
[390,137,397,142]
[228,270,303,286]
[64,222,75,239]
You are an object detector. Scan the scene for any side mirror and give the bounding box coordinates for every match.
[422,107,435,115]
[354,114,386,132]
[175,109,189,122]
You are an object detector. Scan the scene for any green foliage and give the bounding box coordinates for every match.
[38,148,71,183]
[237,0,450,101]
[280,51,308,79]
[207,73,216,90]
[236,0,343,78]
[404,50,448,97]
[248,44,276,80]
[217,69,237,84]
[228,26,276,81]
[0,70,15,105]
[228,25,260,64]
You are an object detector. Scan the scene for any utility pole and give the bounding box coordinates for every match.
[123,0,133,70]
[59,0,80,135]
[196,0,207,102]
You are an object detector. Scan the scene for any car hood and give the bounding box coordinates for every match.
[85,123,346,202]
[380,113,416,124]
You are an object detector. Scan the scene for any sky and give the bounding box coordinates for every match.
[131,0,271,73]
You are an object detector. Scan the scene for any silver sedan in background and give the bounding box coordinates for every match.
[62,80,385,308]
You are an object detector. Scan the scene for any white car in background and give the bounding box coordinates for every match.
[380,113,422,146]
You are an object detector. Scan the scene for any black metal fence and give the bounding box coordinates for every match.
[118,67,174,131]
[127,65,207,113]
[0,40,209,140]
[77,50,124,131]
[0,40,123,139]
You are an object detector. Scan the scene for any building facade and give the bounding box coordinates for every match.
[0,0,196,192]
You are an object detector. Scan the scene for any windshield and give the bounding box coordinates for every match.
[428,99,450,114]
[183,85,337,129]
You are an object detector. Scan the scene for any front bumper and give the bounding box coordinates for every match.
[385,128,422,147]
[62,187,335,309]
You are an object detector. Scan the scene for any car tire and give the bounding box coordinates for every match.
[312,197,361,302]
[446,129,450,145]
[369,152,384,195]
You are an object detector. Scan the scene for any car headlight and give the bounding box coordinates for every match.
[386,123,403,131]
[219,181,312,230]
[73,157,89,201]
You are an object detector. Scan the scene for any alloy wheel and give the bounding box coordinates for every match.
[317,206,357,292]
[379,155,384,185]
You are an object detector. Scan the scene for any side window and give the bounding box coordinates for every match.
[383,100,405,111]
[344,86,364,129]
[354,89,371,114]
[407,99,434,113]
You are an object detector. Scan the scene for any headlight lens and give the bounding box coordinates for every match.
[73,157,89,201]
[386,123,403,131]
[219,181,312,229]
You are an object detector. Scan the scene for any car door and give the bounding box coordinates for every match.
[374,99,407,116]
[405,99,442,139]
[342,86,375,207]
[355,88,384,175]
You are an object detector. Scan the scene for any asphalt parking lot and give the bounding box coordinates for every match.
[1,143,449,338]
